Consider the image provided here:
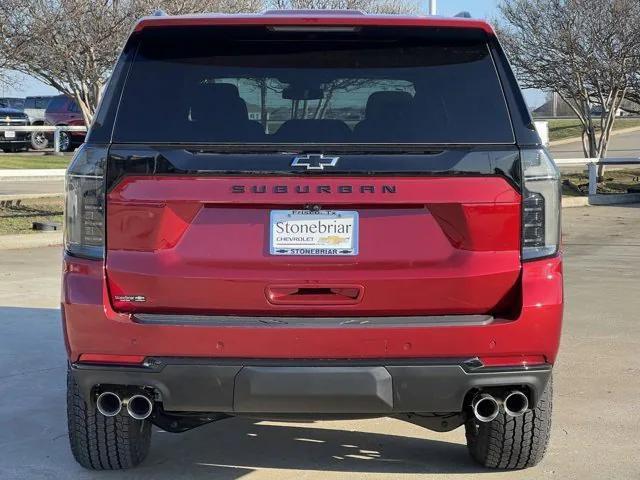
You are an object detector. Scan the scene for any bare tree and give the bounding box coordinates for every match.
[626,76,640,114]
[0,0,262,125]
[498,0,640,171]
[268,0,420,15]
[0,69,15,93]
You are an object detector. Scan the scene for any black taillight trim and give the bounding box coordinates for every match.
[520,148,561,262]
[64,145,108,260]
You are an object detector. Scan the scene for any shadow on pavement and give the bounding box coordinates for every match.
[141,417,480,478]
[0,306,484,479]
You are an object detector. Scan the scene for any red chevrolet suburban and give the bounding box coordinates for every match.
[63,10,562,471]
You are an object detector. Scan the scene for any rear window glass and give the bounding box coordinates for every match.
[113,26,514,145]
[46,96,68,112]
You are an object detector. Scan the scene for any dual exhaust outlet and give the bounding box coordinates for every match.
[96,391,153,420]
[97,388,527,423]
[472,390,529,422]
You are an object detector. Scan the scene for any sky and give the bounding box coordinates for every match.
[436,0,499,19]
[0,0,544,108]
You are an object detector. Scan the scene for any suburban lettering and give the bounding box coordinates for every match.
[230,185,398,194]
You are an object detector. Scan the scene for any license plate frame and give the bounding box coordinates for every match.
[270,209,359,256]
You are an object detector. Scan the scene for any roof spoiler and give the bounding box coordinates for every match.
[263,9,365,16]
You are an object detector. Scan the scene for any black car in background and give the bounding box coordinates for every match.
[0,105,30,152]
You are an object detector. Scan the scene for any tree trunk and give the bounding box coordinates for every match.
[595,90,626,180]
[76,96,94,130]
[318,89,334,119]
[260,81,268,132]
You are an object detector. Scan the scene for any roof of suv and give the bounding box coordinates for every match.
[134,10,494,35]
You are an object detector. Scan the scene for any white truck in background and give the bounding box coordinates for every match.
[23,96,55,150]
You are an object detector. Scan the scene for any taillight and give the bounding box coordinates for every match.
[64,145,107,259]
[521,148,561,260]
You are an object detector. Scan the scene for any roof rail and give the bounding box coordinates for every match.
[263,9,366,16]
[454,11,472,18]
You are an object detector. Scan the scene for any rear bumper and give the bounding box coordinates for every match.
[71,358,552,414]
[0,133,30,144]
[62,254,563,363]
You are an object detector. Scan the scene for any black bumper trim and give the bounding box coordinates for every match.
[71,359,552,415]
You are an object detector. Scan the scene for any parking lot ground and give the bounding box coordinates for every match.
[0,205,639,479]
[0,179,64,196]
[550,128,640,158]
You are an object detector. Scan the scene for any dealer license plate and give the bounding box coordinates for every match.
[270,210,358,256]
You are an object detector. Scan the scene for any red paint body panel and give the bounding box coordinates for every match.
[106,176,521,315]
[63,174,561,365]
[134,14,495,35]
[62,254,563,363]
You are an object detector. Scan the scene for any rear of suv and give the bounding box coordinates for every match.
[63,11,562,471]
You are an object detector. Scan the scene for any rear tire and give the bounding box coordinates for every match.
[465,376,552,469]
[30,131,49,150]
[58,131,72,152]
[66,368,152,470]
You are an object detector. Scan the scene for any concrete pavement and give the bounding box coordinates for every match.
[550,128,640,158]
[0,205,639,479]
[0,179,64,196]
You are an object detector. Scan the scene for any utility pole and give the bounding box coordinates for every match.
[429,0,437,15]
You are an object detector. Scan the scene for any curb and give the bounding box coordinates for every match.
[589,193,640,205]
[0,169,66,182]
[0,231,63,250]
[549,125,640,147]
[562,196,589,208]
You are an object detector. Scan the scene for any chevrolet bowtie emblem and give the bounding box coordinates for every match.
[291,154,340,170]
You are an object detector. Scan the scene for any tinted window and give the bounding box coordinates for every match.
[37,98,52,109]
[113,26,513,145]
[0,98,25,110]
[46,96,68,112]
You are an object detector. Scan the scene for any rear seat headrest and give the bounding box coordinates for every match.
[365,91,414,119]
[200,82,240,97]
[190,83,247,122]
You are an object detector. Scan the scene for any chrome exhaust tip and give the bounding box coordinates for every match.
[504,390,529,417]
[96,391,122,417]
[472,393,500,422]
[125,394,153,420]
